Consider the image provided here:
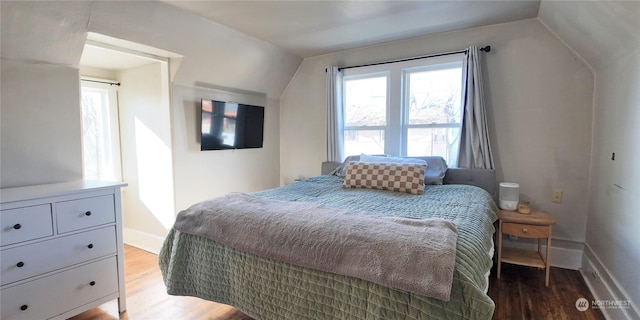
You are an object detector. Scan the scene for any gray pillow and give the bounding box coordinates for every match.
[412,156,448,185]
[330,155,363,177]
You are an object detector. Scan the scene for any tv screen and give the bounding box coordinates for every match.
[201,99,264,151]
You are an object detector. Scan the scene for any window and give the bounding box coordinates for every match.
[80,80,122,181]
[342,54,464,165]
[343,74,388,156]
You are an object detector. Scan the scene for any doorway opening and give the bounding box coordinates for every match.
[79,33,181,253]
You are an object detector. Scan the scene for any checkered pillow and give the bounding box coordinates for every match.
[342,161,426,195]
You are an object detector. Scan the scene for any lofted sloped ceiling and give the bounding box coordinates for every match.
[5,0,637,98]
[538,0,640,71]
[163,0,542,58]
[1,1,303,98]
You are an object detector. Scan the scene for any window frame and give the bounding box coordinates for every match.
[342,71,390,156]
[80,79,122,181]
[341,53,465,160]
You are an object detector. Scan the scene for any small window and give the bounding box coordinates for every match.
[80,81,122,181]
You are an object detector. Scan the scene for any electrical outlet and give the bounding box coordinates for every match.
[592,271,601,281]
[552,189,563,203]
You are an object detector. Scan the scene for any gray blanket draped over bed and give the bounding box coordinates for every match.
[172,192,458,301]
[160,175,498,319]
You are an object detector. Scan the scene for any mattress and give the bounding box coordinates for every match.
[160,175,498,319]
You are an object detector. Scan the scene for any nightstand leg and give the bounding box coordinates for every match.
[545,236,551,287]
[497,221,502,279]
[537,238,541,254]
[538,239,543,270]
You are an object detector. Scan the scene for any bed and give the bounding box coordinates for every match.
[159,157,498,319]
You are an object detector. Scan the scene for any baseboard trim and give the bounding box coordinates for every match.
[581,244,640,320]
[502,238,583,270]
[123,227,166,255]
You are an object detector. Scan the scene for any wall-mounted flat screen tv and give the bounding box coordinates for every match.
[201,99,264,151]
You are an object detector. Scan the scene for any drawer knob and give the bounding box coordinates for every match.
[13,223,22,230]
[17,261,25,268]
[522,228,528,233]
[90,281,96,286]
[20,305,28,311]
[85,211,92,216]
[88,243,94,249]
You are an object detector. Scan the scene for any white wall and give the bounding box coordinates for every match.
[118,62,176,251]
[79,66,119,81]
[1,2,87,187]
[585,55,640,318]
[171,85,280,212]
[280,18,594,245]
[539,1,640,317]
[1,61,83,187]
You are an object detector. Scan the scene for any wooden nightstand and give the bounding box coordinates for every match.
[497,210,556,286]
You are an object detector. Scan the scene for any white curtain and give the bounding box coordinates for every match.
[457,46,495,169]
[326,66,344,162]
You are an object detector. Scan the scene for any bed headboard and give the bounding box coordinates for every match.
[443,168,496,199]
[321,161,496,199]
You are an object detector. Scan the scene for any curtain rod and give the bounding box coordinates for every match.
[81,79,121,86]
[338,45,491,71]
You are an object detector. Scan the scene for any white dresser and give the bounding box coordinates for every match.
[1,181,127,320]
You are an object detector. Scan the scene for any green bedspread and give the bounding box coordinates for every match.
[160,175,498,319]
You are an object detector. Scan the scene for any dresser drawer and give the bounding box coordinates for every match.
[1,256,119,320]
[1,226,116,286]
[56,195,115,233]
[502,222,550,238]
[1,205,53,246]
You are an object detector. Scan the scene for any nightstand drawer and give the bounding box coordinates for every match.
[56,195,115,233]
[1,226,116,285]
[502,222,550,238]
[0,256,118,320]
[1,205,53,246]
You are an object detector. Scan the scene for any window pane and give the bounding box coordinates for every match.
[81,87,116,180]
[82,89,106,180]
[344,76,387,127]
[406,127,460,163]
[344,129,384,157]
[407,67,462,125]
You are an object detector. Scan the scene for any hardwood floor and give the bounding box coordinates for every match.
[72,245,604,320]
[489,263,604,320]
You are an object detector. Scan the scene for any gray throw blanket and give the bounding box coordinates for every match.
[172,193,458,301]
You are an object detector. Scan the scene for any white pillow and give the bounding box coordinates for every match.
[359,154,427,166]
